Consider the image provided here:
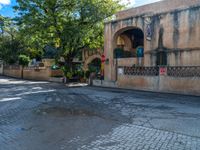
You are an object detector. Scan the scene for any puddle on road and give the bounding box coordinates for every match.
[35,107,98,117]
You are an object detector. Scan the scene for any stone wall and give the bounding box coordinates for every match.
[3,66,21,78]
[23,68,51,81]
[3,66,63,81]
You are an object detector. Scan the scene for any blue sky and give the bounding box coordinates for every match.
[0,0,17,17]
[0,0,162,18]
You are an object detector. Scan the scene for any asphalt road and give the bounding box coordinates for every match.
[0,76,200,150]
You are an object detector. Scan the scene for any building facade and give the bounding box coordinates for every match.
[103,0,200,95]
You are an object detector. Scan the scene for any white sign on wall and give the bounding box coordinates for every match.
[118,68,124,75]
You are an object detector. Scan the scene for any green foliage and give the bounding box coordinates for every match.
[14,0,123,67]
[85,70,90,79]
[77,70,84,78]
[18,54,30,66]
[0,16,27,64]
[61,66,70,76]
[89,65,97,73]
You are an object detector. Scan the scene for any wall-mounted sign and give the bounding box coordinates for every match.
[145,17,153,41]
[101,54,105,62]
[159,67,167,76]
[118,68,124,75]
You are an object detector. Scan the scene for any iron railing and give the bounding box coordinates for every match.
[167,66,200,77]
[123,66,159,76]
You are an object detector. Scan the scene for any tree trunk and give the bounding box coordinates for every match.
[21,66,24,79]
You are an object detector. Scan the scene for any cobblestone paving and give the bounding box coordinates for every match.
[81,124,200,150]
[0,76,200,150]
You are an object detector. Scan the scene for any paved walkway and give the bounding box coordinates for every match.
[0,76,200,150]
[81,124,200,150]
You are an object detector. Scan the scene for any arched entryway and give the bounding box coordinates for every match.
[113,27,144,59]
[88,58,101,73]
[83,54,101,71]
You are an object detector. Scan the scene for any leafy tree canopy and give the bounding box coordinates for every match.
[0,16,25,64]
[18,54,30,67]
[14,0,123,68]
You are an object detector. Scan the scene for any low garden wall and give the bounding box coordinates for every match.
[117,66,200,95]
[23,67,51,81]
[3,66,21,78]
[3,65,63,81]
[94,66,200,95]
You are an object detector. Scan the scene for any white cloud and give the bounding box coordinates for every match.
[0,0,11,5]
[121,0,163,7]
[0,0,10,10]
[134,0,163,7]
[120,0,136,6]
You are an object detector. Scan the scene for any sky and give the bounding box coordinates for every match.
[0,0,162,18]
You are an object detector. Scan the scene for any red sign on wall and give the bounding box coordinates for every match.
[159,67,167,76]
[101,54,105,62]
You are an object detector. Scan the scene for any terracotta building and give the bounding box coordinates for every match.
[102,0,200,95]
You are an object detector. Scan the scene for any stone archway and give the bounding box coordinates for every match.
[110,27,144,81]
[83,54,101,71]
[113,27,144,58]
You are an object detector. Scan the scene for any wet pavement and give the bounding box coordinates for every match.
[0,76,200,150]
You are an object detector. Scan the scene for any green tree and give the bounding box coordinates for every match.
[14,0,122,71]
[18,54,30,78]
[0,16,25,64]
[18,54,30,67]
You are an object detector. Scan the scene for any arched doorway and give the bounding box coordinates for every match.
[83,54,101,71]
[113,27,144,59]
[88,58,101,74]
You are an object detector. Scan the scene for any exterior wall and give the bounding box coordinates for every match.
[116,75,200,95]
[23,68,51,81]
[0,62,3,75]
[50,70,63,77]
[104,24,113,81]
[3,66,22,78]
[159,76,200,94]
[42,59,55,67]
[115,0,200,20]
[3,66,63,81]
[104,0,200,82]
[117,58,138,66]
[104,17,145,81]
[117,75,159,91]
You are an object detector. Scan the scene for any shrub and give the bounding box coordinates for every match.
[85,70,90,79]
[18,55,30,67]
